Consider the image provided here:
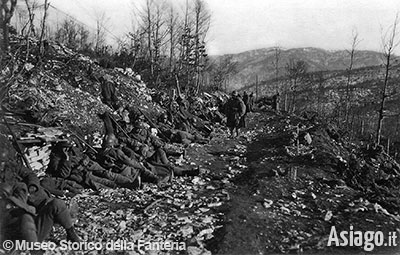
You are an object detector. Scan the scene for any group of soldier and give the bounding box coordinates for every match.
[224,91,255,137]
[0,73,264,248]
[0,79,237,246]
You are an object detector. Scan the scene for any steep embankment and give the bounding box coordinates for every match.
[2,37,162,137]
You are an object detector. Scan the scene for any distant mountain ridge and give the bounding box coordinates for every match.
[211,47,385,90]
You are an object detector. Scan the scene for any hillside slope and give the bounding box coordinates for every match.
[211,47,384,90]
[247,63,400,147]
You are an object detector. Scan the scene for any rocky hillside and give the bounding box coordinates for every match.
[248,62,400,151]
[211,47,385,90]
[1,36,163,138]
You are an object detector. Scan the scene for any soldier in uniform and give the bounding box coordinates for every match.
[98,135,160,186]
[47,141,141,190]
[248,92,255,112]
[100,74,119,110]
[0,160,80,243]
[224,91,246,138]
[242,92,249,113]
[272,93,280,112]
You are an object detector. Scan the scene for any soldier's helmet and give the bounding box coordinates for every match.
[0,182,12,198]
[158,113,168,122]
[103,134,118,147]
[57,140,73,148]
[103,74,112,82]
[53,140,73,153]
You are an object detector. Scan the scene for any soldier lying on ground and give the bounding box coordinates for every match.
[47,141,141,190]
[168,101,212,138]
[168,100,192,133]
[157,113,209,145]
[97,135,160,187]
[204,100,225,124]
[99,108,200,181]
[117,124,199,180]
[0,160,80,244]
[102,110,199,180]
[144,139,200,178]
[40,175,83,197]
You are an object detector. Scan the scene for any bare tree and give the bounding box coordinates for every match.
[167,3,178,72]
[54,19,79,49]
[38,0,49,57]
[0,0,17,54]
[175,0,210,94]
[345,29,361,128]
[192,0,210,94]
[272,47,281,80]
[24,0,36,37]
[311,72,327,115]
[93,11,109,54]
[77,24,90,50]
[152,1,168,84]
[207,56,237,91]
[376,14,400,145]
[137,0,168,83]
[285,59,308,113]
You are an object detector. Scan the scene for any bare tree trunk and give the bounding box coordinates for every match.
[274,47,281,81]
[38,0,50,60]
[290,80,297,113]
[0,17,8,53]
[175,74,182,98]
[1,0,18,54]
[24,0,36,61]
[168,6,176,73]
[376,55,390,145]
[376,14,399,145]
[146,0,154,80]
[255,75,259,101]
[284,92,288,112]
[345,30,360,129]
[194,1,201,94]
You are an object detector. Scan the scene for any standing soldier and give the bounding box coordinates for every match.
[248,92,255,112]
[242,91,249,113]
[100,74,119,110]
[272,93,280,113]
[224,91,246,138]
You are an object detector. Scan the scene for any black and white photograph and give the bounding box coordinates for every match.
[1,0,400,254]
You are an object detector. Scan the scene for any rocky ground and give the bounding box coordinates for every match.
[210,111,400,255]
[3,37,400,255]
[38,109,400,255]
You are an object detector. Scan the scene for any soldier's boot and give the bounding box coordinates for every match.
[66,226,81,242]
[20,213,38,242]
[140,168,159,184]
[183,167,200,177]
[117,176,141,190]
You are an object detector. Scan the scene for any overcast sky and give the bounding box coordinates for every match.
[46,0,400,55]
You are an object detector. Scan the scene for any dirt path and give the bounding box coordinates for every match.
[197,111,400,255]
[38,110,400,254]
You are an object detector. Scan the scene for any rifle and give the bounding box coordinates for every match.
[66,129,98,154]
[108,113,130,139]
[137,108,170,142]
[2,116,34,172]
